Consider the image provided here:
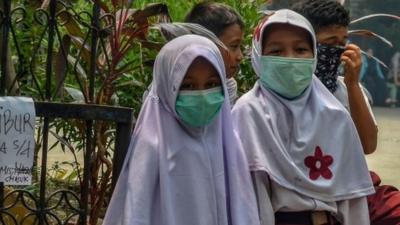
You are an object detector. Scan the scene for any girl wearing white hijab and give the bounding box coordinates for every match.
[103,35,259,225]
[232,10,374,225]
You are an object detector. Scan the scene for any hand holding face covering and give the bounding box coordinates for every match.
[233,9,374,224]
[103,35,259,225]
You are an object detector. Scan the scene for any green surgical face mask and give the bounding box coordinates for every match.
[175,87,224,127]
[260,56,315,99]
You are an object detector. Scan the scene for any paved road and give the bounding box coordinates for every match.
[366,107,400,188]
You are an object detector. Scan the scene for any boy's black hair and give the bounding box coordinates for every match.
[184,2,244,37]
[291,0,350,32]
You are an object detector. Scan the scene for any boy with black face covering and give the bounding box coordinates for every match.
[292,0,378,155]
[292,1,400,224]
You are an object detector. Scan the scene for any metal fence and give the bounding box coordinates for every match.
[0,0,136,224]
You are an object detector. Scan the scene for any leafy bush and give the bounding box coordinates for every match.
[3,1,265,224]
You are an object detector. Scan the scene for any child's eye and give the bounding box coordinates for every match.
[230,44,240,50]
[206,81,220,89]
[180,83,194,90]
[267,50,282,56]
[296,48,309,54]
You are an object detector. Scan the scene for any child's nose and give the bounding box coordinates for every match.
[194,84,207,90]
[285,50,296,58]
[236,49,244,61]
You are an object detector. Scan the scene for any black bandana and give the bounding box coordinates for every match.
[315,43,345,93]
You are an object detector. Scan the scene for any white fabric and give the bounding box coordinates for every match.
[226,77,238,106]
[333,76,377,125]
[103,35,259,225]
[253,171,371,225]
[233,9,374,202]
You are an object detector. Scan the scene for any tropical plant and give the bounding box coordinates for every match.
[41,1,171,224]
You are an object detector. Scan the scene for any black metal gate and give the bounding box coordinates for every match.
[0,0,137,224]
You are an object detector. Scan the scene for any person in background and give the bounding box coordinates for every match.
[292,0,378,155]
[142,2,244,106]
[386,51,400,107]
[360,48,388,106]
[185,2,244,105]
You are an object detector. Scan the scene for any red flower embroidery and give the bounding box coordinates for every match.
[304,146,333,180]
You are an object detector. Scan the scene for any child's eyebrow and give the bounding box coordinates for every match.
[325,36,336,40]
[182,73,194,80]
[229,37,242,43]
[293,40,312,46]
[207,72,221,79]
[264,42,282,46]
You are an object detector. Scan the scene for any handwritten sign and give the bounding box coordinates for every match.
[0,97,35,185]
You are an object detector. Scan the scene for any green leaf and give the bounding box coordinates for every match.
[54,35,71,98]
[59,12,85,37]
[67,55,88,79]
[116,77,145,88]
[70,35,92,64]
[64,87,85,103]
[91,0,110,13]
[133,3,171,23]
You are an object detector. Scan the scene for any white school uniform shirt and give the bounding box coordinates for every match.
[334,76,377,125]
[103,35,259,225]
[232,9,374,225]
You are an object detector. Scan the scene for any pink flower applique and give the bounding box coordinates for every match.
[304,146,333,180]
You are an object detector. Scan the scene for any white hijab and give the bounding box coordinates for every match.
[103,35,259,225]
[233,9,374,202]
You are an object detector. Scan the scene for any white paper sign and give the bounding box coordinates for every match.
[0,97,35,185]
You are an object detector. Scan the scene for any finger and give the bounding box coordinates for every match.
[342,50,362,66]
[342,50,359,64]
[342,50,358,59]
[345,45,362,58]
[345,43,361,53]
[341,55,356,70]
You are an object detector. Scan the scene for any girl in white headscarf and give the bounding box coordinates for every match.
[232,10,374,225]
[103,35,259,225]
